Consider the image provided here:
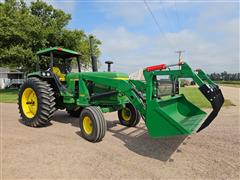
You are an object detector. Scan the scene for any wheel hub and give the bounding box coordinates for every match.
[21,88,38,118]
[83,116,93,135]
[121,107,131,121]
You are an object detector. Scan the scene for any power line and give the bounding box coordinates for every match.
[143,0,174,47]
[173,0,181,31]
[159,1,175,32]
[143,0,164,34]
[144,0,186,63]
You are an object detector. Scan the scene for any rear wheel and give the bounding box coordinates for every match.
[18,78,56,127]
[79,107,107,142]
[118,103,141,127]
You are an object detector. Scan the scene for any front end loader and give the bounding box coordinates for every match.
[18,45,224,142]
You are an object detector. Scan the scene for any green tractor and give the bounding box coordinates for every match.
[18,40,224,142]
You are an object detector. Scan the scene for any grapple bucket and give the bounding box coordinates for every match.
[142,62,224,138]
[146,95,207,137]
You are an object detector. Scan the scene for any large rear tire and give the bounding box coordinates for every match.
[118,103,141,127]
[79,107,106,142]
[18,78,56,127]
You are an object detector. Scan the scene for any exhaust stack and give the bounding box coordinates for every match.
[89,36,98,72]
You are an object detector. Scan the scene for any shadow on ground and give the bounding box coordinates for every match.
[107,120,187,162]
[52,111,187,162]
[52,110,79,127]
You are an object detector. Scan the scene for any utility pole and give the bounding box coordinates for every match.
[176,50,185,63]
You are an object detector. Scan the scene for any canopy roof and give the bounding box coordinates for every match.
[36,47,81,59]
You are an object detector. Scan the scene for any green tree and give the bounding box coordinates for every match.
[0,0,101,72]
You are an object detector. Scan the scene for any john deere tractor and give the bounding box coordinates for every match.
[18,39,224,142]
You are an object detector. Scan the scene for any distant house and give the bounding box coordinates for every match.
[0,67,25,89]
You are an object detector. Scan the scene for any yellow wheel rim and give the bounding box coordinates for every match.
[21,88,38,118]
[83,116,93,135]
[121,107,131,121]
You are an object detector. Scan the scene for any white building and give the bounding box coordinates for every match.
[0,67,25,89]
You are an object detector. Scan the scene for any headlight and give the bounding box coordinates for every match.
[42,72,46,76]
[46,72,51,76]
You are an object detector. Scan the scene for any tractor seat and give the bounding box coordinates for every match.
[52,67,65,81]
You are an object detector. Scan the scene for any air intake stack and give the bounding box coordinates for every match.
[89,36,98,72]
[105,61,113,72]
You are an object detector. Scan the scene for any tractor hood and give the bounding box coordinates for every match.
[67,72,129,80]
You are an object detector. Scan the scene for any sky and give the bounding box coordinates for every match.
[32,1,240,73]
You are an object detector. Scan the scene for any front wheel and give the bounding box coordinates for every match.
[79,107,107,142]
[118,103,141,127]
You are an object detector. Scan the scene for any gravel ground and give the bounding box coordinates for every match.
[1,86,239,179]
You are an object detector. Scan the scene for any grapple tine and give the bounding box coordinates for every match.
[197,84,224,132]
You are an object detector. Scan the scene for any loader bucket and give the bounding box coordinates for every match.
[146,95,207,137]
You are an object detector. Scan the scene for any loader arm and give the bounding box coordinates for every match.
[78,73,147,116]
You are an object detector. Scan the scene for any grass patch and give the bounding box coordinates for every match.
[219,84,240,88]
[180,87,234,108]
[215,80,240,84]
[215,81,240,88]
[0,89,18,103]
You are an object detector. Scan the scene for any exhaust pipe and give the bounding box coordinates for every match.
[89,36,98,72]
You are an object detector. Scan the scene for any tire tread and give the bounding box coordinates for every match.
[18,78,56,127]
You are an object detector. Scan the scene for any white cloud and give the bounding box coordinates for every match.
[46,0,77,14]
[94,26,148,55]
[96,1,173,25]
[197,2,237,21]
[94,1,239,74]
[26,0,77,14]
[94,26,238,74]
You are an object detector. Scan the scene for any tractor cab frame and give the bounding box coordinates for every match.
[36,47,82,73]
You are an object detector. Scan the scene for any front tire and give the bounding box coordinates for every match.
[118,103,141,127]
[18,78,56,127]
[79,107,106,142]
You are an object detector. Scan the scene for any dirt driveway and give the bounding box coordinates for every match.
[1,86,239,179]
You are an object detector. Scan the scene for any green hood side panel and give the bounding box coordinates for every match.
[79,72,129,79]
[65,72,130,107]
[66,72,129,82]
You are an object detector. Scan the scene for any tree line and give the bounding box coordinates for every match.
[0,0,101,72]
[209,72,240,81]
